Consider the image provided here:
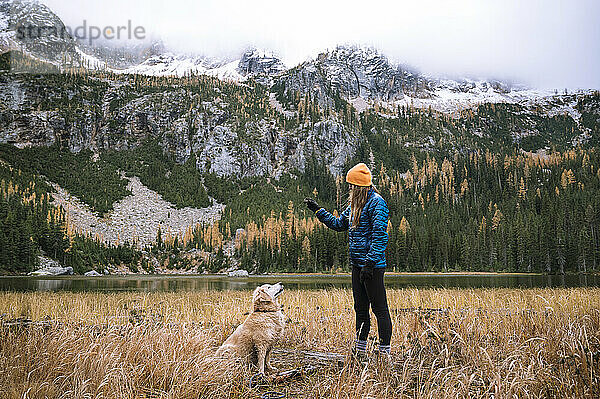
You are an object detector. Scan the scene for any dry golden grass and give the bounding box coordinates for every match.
[0,288,599,398]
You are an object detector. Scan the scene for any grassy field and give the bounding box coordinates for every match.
[0,288,599,398]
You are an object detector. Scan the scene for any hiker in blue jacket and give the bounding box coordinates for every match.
[304,163,392,357]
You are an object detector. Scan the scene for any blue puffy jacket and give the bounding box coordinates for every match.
[315,189,389,268]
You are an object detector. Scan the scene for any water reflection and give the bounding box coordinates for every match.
[0,273,598,293]
[35,278,72,291]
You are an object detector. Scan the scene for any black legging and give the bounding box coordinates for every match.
[352,265,392,346]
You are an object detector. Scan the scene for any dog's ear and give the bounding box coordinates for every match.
[252,286,267,301]
[254,290,275,312]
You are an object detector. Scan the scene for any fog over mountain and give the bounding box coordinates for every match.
[42,0,600,90]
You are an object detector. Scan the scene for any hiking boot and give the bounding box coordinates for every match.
[351,348,369,365]
[374,349,392,369]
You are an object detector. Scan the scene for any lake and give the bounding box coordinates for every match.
[0,273,598,292]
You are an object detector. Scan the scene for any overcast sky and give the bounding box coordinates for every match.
[43,0,600,89]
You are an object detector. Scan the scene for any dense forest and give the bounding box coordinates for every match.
[0,65,598,275]
[229,149,600,274]
[0,160,141,274]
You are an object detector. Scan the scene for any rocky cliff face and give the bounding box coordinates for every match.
[191,118,355,177]
[1,2,597,182]
[0,0,84,67]
[1,67,595,179]
[274,45,435,108]
[274,45,532,112]
[0,72,357,178]
[237,48,286,78]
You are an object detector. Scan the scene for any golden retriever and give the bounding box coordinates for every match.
[216,283,285,374]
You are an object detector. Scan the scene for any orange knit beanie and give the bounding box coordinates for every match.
[346,163,372,186]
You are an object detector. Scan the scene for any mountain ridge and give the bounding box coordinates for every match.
[2,0,592,116]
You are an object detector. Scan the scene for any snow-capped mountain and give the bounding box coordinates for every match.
[275,45,427,108]
[273,44,581,114]
[383,76,595,115]
[389,78,552,114]
[117,48,287,82]
[0,0,107,69]
[0,1,286,79]
[117,53,238,79]
[1,1,595,117]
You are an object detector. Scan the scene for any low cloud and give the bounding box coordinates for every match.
[44,0,600,89]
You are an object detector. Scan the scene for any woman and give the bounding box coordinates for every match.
[304,163,392,357]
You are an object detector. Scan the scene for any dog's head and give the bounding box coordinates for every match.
[252,282,284,312]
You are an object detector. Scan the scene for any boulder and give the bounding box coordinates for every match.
[29,266,74,276]
[29,256,73,276]
[84,270,102,276]
[228,269,249,277]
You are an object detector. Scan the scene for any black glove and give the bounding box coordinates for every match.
[360,260,375,284]
[304,198,320,213]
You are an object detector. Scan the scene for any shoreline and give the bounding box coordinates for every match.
[1,271,598,278]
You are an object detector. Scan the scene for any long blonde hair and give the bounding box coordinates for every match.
[349,184,373,228]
